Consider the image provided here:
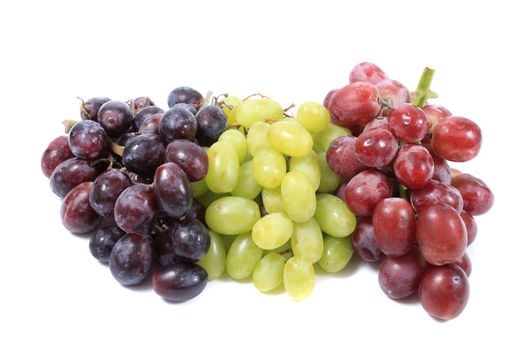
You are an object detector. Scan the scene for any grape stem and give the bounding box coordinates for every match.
[412,67,435,108]
[62,119,78,133]
[200,90,213,109]
[77,97,88,120]
[399,184,408,200]
[243,92,270,101]
[109,139,124,156]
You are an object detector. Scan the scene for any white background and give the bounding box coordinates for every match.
[1,1,523,349]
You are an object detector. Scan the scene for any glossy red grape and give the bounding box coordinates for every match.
[89,169,132,218]
[80,97,111,121]
[195,105,228,147]
[153,162,192,218]
[422,104,451,130]
[159,107,197,143]
[431,116,482,162]
[60,182,101,234]
[378,249,425,299]
[152,261,207,302]
[326,136,367,179]
[114,184,158,234]
[393,144,434,190]
[97,100,133,136]
[109,233,154,286]
[168,86,204,109]
[416,205,467,265]
[122,134,165,176]
[351,217,383,262]
[165,139,208,181]
[376,79,409,107]
[323,88,339,109]
[133,106,164,131]
[68,120,107,159]
[167,217,210,261]
[426,147,452,185]
[89,226,126,263]
[354,128,398,167]
[452,173,494,216]
[344,170,393,216]
[349,62,388,84]
[363,117,389,132]
[460,210,477,245]
[388,103,429,143]
[138,113,162,134]
[419,265,469,320]
[373,198,416,256]
[410,180,463,213]
[41,135,74,177]
[453,253,472,277]
[50,158,105,198]
[329,82,381,128]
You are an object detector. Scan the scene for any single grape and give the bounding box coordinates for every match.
[153,262,208,302]
[291,218,323,263]
[205,196,260,235]
[388,103,429,143]
[197,231,226,280]
[373,198,416,256]
[351,217,383,262]
[97,100,133,136]
[225,233,263,280]
[268,119,313,157]
[349,62,388,84]
[60,182,101,234]
[80,97,111,121]
[122,134,165,176]
[109,233,154,286]
[252,212,294,250]
[68,120,107,159]
[132,96,155,111]
[236,98,283,128]
[133,106,164,131]
[422,104,451,131]
[89,226,126,263]
[289,151,321,191]
[50,158,104,198]
[326,136,367,179]
[89,169,132,218]
[323,89,339,109]
[296,101,330,133]
[218,129,248,163]
[393,144,434,190]
[246,121,271,156]
[363,117,389,132]
[41,135,74,177]
[453,253,472,277]
[205,141,240,193]
[354,128,398,167]
[376,79,409,107]
[460,210,477,245]
[252,252,286,292]
[153,162,192,218]
[431,116,482,162]
[167,86,203,109]
[378,249,425,299]
[173,103,198,115]
[410,179,463,213]
[138,113,162,134]
[315,193,357,237]
[316,151,341,193]
[281,171,316,223]
[329,82,381,128]
[114,184,158,234]
[167,216,210,261]
[195,105,228,147]
[283,257,315,300]
[159,107,197,143]
[252,148,286,189]
[165,139,208,181]
[231,161,262,199]
[452,173,494,216]
[426,146,452,185]
[312,123,350,152]
[318,235,353,273]
[344,170,393,216]
[261,187,284,214]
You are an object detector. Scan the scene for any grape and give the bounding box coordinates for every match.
[373,198,416,256]
[452,173,494,215]
[165,139,208,182]
[323,89,339,109]
[167,86,203,109]
[186,200,206,223]
[236,98,283,128]
[68,120,107,159]
[326,136,367,179]
[60,182,101,234]
[220,95,241,126]
[354,128,398,167]
[289,151,320,191]
[318,235,353,273]
[138,113,162,134]
[315,194,356,237]
[154,231,181,267]
[388,103,429,143]
[190,178,209,197]
[329,82,381,127]
[349,62,388,84]
[197,191,228,208]
[426,147,452,185]
[132,96,155,111]
[80,97,111,121]
[393,144,434,190]
[231,161,262,199]
[316,151,341,193]
[252,253,286,292]
[312,123,350,152]
[167,216,210,261]
[97,100,132,136]
[218,129,248,163]
[344,170,393,216]
[205,141,239,193]
[291,218,323,263]
[89,169,132,218]
[197,231,226,280]
[416,205,467,265]
[296,101,330,133]
[50,158,104,198]
[195,105,228,146]
[153,162,192,218]
[122,134,165,176]
[351,217,383,262]
[114,184,158,234]
[205,196,260,235]
[460,210,477,245]
[89,226,126,263]
[109,233,154,286]
[225,233,263,280]
[173,103,198,115]
[431,117,482,162]
[419,265,470,320]
[252,212,294,250]
[133,106,164,131]
[268,119,313,157]
[153,261,207,302]
[410,179,463,213]
[41,135,74,177]
[376,79,409,107]
[378,249,425,299]
[281,171,316,223]
[422,104,451,131]
[115,132,134,147]
[283,257,315,300]
[261,187,284,214]
[363,117,389,132]
[159,107,197,143]
[252,148,286,189]
[453,253,472,277]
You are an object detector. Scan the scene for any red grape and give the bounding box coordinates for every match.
[378,249,425,299]
[50,158,105,198]
[68,120,107,160]
[460,210,477,245]
[431,116,482,162]
[354,128,398,167]
[373,198,416,256]
[349,62,388,84]
[329,82,381,128]
[41,135,74,177]
[452,173,494,216]
[326,136,367,179]
[89,169,132,218]
[323,88,339,109]
[422,104,451,131]
[363,117,389,132]
[393,144,434,190]
[60,182,101,234]
[344,170,393,216]
[351,217,383,262]
[427,147,452,185]
[453,253,472,277]
[376,79,409,107]
[388,103,429,143]
[410,179,463,213]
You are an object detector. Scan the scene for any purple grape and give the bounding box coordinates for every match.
[195,105,227,146]
[351,217,384,262]
[154,231,183,267]
[132,96,155,111]
[153,261,207,302]
[89,169,132,218]
[165,139,208,181]
[167,217,210,261]
[114,184,158,234]
[167,86,203,109]
[60,182,102,234]
[153,162,192,218]
[138,113,162,134]
[50,158,106,198]
[173,103,197,115]
[68,120,107,159]
[80,97,111,121]
[109,233,154,286]
[133,106,164,131]
[41,135,74,177]
[97,100,133,136]
[122,134,165,176]
[89,226,126,263]
[159,107,197,144]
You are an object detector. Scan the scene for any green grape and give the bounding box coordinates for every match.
[283,257,315,301]
[247,121,271,156]
[253,252,286,292]
[314,194,357,237]
[205,141,240,193]
[261,187,284,213]
[220,234,236,252]
[205,196,261,235]
[218,129,248,164]
[221,95,241,126]
[191,178,209,197]
[281,171,316,223]
[268,120,313,157]
[317,151,341,193]
[236,98,283,128]
[312,123,351,152]
[291,218,323,263]
[226,233,263,280]
[252,212,294,250]
[264,239,291,254]
[197,191,228,208]
[289,151,321,191]
[230,160,262,199]
[252,148,286,189]
[318,235,353,273]
[197,231,226,280]
[296,101,330,133]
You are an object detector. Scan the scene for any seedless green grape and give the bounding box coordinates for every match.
[221,95,241,127]
[317,151,341,193]
[296,101,330,133]
[318,235,353,273]
[247,121,271,156]
[226,233,263,280]
[205,196,261,235]
[252,253,286,292]
[252,148,287,189]
[205,141,240,193]
[261,187,284,213]
[236,98,283,128]
[197,191,228,208]
[315,194,356,237]
[252,212,294,250]
[291,218,323,263]
[268,120,313,157]
[218,129,248,164]
[231,161,262,199]
[197,231,226,280]
[312,123,351,152]
[281,171,316,223]
[283,257,315,300]
[289,151,321,191]
[191,178,209,197]
[220,234,236,252]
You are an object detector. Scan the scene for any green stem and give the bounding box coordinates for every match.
[399,184,407,200]
[412,67,435,108]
